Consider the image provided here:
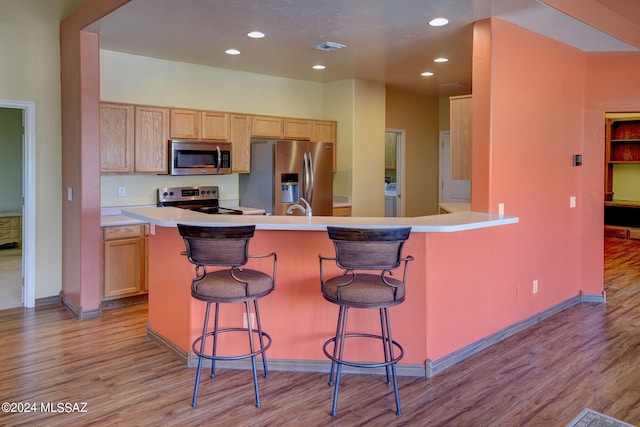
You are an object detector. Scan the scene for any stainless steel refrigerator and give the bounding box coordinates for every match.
[239,139,334,216]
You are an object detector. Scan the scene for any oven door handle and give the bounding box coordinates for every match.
[216,145,221,174]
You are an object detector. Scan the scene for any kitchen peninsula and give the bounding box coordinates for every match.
[123,207,518,376]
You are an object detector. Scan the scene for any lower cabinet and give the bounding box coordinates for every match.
[102,224,149,301]
[332,206,351,217]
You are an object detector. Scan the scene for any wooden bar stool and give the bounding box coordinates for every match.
[319,226,413,416]
[178,224,276,408]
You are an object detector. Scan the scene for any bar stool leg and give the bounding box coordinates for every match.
[383,307,402,416]
[379,308,392,385]
[331,306,349,416]
[192,301,211,408]
[211,302,220,378]
[328,305,345,386]
[253,300,269,378]
[245,300,261,408]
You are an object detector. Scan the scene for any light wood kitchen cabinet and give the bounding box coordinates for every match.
[332,206,351,217]
[230,114,251,173]
[170,108,230,141]
[100,103,134,173]
[252,115,283,138]
[312,120,337,171]
[201,110,230,140]
[450,95,472,181]
[170,108,200,139]
[0,216,21,247]
[284,118,312,140]
[135,106,169,173]
[102,224,149,300]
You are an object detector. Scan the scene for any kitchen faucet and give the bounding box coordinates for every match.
[286,197,312,216]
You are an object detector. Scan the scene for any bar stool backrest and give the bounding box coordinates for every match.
[326,227,411,271]
[178,224,255,267]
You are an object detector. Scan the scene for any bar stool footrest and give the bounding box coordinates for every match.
[192,327,272,361]
[322,332,404,369]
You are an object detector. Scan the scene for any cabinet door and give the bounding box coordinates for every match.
[385,133,397,169]
[450,95,472,181]
[230,114,251,173]
[284,118,311,140]
[170,109,200,139]
[135,106,169,173]
[311,120,336,143]
[102,225,147,300]
[100,103,134,173]
[201,111,230,140]
[312,120,337,171]
[252,116,283,138]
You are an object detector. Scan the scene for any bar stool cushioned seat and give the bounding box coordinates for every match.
[178,224,276,409]
[319,226,413,417]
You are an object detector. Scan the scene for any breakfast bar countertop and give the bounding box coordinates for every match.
[122,206,518,233]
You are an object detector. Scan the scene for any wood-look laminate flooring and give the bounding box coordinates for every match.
[1,237,639,426]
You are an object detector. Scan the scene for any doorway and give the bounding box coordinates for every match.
[384,129,405,217]
[0,99,36,308]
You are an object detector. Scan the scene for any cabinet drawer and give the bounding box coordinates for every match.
[629,229,640,240]
[103,224,147,240]
[0,228,19,239]
[0,217,20,228]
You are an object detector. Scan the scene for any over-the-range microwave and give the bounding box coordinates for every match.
[168,140,232,175]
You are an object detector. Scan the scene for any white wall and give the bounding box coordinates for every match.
[0,0,86,299]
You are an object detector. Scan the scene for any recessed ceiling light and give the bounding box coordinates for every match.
[313,64,326,70]
[421,71,434,77]
[247,31,265,39]
[225,49,241,55]
[434,57,449,63]
[429,17,449,27]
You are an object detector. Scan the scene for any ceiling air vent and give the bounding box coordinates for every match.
[312,41,346,52]
[440,82,467,89]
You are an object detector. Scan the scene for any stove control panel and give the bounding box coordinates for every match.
[158,186,219,205]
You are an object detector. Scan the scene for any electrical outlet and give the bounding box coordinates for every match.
[569,196,576,208]
[498,203,504,216]
[533,279,538,294]
[243,313,255,329]
[118,186,126,197]
[221,183,227,192]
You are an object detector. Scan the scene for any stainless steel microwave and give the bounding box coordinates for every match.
[168,140,232,175]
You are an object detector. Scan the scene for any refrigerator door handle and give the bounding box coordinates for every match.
[307,152,314,204]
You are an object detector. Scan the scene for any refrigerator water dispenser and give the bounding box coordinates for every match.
[280,173,299,203]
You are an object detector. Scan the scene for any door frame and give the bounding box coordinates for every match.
[1,99,36,308]
[385,128,405,217]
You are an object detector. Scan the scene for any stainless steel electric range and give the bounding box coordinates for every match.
[157,186,244,215]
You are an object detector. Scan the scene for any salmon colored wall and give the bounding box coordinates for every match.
[60,0,132,314]
[437,18,598,359]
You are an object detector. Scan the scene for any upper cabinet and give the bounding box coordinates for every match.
[284,118,312,140]
[605,115,640,201]
[134,106,169,173]
[100,103,134,173]
[230,114,251,173]
[100,103,168,174]
[170,108,230,141]
[102,101,338,175]
[251,116,283,138]
[450,95,472,181]
[311,120,337,171]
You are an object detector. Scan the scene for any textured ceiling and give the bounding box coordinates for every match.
[86,0,638,96]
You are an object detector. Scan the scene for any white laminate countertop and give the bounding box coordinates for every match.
[122,206,518,233]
